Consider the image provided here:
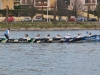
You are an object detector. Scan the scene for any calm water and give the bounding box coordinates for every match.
[0,30,100,75]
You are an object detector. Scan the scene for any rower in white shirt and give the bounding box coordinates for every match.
[77,33,81,38]
[24,34,30,40]
[35,34,40,39]
[65,34,71,38]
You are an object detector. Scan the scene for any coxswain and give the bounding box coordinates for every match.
[88,32,92,36]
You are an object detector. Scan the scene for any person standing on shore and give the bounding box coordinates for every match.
[4,28,10,39]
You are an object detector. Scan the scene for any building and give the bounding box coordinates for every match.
[0,0,14,9]
[14,0,21,6]
[0,0,99,11]
[20,0,56,10]
[0,0,2,9]
[0,0,57,10]
[97,0,100,3]
[82,0,97,10]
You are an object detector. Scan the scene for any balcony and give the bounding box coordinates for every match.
[35,0,47,1]
[14,0,20,2]
[85,3,96,6]
[35,3,47,6]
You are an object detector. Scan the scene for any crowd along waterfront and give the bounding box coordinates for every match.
[0,30,100,75]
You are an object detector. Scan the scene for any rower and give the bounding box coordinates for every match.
[65,34,71,38]
[77,33,81,38]
[56,34,61,38]
[24,34,30,40]
[46,34,50,39]
[35,34,40,39]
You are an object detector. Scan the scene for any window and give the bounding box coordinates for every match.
[97,0,100,3]
[85,0,91,3]
[27,0,30,4]
[92,0,96,3]
[22,0,25,4]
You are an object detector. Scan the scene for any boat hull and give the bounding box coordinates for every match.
[0,35,100,43]
[82,35,100,42]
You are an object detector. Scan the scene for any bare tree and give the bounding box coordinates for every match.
[5,5,9,22]
[52,1,57,21]
[29,0,36,22]
[70,0,84,21]
[87,5,90,21]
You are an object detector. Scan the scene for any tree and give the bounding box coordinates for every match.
[51,1,57,21]
[29,0,36,22]
[94,3,100,21]
[57,0,69,19]
[70,0,83,21]
[3,5,9,22]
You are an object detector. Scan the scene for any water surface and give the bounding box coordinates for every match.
[0,30,100,75]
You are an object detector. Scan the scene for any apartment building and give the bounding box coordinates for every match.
[14,0,21,6]
[0,0,2,9]
[82,0,97,10]
[0,0,14,9]
[0,0,99,10]
[26,0,56,10]
[20,0,56,10]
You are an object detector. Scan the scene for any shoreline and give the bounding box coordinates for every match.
[0,28,100,31]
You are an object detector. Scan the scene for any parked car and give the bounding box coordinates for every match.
[89,18,97,21]
[77,18,87,21]
[2,16,14,22]
[57,18,66,21]
[21,18,31,22]
[33,17,43,21]
[69,18,76,21]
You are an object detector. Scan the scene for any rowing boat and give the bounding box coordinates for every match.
[0,35,100,43]
[82,35,100,42]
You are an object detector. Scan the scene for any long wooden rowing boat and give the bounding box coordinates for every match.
[0,35,100,43]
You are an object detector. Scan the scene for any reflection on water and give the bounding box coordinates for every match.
[0,30,100,75]
[0,42,100,75]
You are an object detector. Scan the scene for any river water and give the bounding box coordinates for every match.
[0,30,100,75]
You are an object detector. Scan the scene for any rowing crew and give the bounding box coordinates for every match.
[34,33,91,39]
[3,28,92,40]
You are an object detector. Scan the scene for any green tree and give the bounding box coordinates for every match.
[94,3,100,21]
[57,0,69,21]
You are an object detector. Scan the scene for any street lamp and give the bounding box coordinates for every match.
[65,1,67,6]
[64,0,70,6]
